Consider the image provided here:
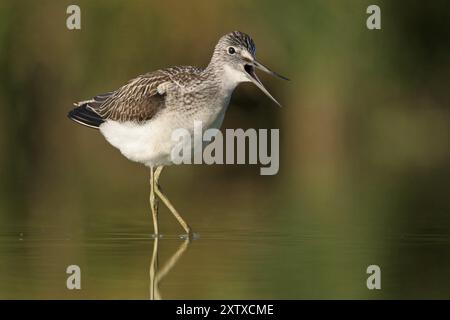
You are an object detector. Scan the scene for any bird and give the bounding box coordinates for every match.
[68,31,288,238]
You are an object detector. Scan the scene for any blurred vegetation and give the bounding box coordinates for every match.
[0,0,449,298]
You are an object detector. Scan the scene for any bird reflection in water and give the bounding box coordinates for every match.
[149,237,190,300]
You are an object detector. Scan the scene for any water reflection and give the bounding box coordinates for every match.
[149,238,190,300]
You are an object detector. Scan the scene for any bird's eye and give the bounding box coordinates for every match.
[227,47,236,55]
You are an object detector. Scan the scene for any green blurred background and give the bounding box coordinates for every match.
[0,0,449,299]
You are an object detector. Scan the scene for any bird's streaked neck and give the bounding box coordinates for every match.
[205,60,249,93]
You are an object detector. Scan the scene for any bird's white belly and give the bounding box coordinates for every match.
[99,105,227,167]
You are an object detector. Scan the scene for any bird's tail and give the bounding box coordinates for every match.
[68,104,104,129]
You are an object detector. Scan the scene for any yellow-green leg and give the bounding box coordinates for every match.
[154,166,192,236]
[149,167,159,236]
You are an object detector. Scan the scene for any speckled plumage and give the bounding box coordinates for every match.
[70,32,258,124]
[73,66,213,123]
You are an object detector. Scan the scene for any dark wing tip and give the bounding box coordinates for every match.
[68,105,104,129]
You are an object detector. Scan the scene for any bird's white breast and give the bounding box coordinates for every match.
[100,116,174,167]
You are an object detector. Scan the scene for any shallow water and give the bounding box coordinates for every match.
[2,207,450,299]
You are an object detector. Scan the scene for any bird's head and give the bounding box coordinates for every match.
[210,31,288,106]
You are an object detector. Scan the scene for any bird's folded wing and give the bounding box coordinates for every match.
[87,71,170,123]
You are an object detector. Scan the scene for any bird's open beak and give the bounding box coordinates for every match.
[244,60,289,107]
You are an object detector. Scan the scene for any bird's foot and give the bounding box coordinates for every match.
[179,232,200,241]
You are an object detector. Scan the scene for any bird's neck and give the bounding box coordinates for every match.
[204,60,242,94]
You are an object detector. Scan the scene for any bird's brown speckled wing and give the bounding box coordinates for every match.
[86,70,170,122]
[72,66,205,125]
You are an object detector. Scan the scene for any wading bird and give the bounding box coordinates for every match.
[68,31,287,238]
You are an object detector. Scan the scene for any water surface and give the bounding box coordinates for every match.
[2,206,450,299]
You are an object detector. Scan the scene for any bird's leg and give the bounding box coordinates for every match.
[149,167,159,236]
[154,166,193,237]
